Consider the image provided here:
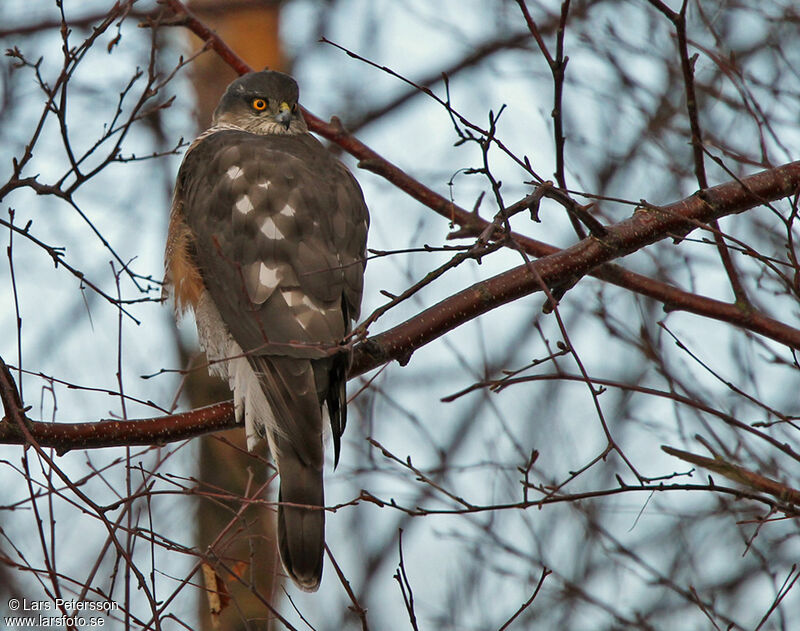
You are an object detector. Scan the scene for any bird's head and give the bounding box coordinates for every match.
[212,70,308,136]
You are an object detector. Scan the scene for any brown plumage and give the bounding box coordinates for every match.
[164,71,369,591]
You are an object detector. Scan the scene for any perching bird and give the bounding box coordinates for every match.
[164,70,369,591]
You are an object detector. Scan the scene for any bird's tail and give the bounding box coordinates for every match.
[276,451,325,591]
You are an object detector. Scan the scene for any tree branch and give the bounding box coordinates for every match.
[351,159,800,375]
[7,3,791,454]
[2,159,799,452]
[161,0,799,351]
[2,2,799,452]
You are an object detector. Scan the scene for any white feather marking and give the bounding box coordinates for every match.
[245,262,278,303]
[235,195,254,215]
[260,216,284,240]
[281,288,304,307]
[296,310,318,331]
[279,203,295,217]
[302,295,327,313]
[194,291,278,452]
[258,180,271,190]
[226,165,244,180]
[258,262,280,290]
[279,289,333,331]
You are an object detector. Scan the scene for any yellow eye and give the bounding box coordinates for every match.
[251,98,267,111]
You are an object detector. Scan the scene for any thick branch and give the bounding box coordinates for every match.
[662,445,800,505]
[5,3,795,453]
[352,160,800,374]
[161,0,798,350]
[2,160,799,452]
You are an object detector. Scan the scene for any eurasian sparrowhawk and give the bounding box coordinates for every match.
[164,70,369,591]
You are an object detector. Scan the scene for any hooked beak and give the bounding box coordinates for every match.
[276,101,292,129]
